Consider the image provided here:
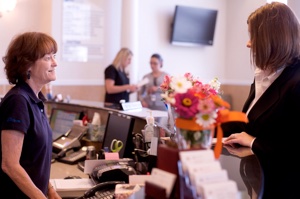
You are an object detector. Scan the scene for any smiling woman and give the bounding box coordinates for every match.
[0,32,62,198]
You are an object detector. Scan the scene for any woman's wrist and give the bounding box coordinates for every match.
[48,184,54,190]
[250,137,256,148]
[250,137,256,154]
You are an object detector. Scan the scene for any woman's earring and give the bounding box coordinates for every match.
[27,71,31,80]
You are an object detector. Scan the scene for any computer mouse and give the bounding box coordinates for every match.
[64,175,82,179]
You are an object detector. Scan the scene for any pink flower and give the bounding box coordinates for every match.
[160,73,227,127]
[197,98,215,114]
[192,80,203,88]
[174,89,199,119]
[160,75,172,91]
[184,72,194,81]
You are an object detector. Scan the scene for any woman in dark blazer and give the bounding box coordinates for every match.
[222,2,300,198]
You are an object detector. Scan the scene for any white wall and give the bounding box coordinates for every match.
[137,0,227,84]
[1,0,299,88]
[0,0,52,84]
[225,0,266,85]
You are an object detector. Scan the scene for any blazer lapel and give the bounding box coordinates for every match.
[246,65,298,122]
[242,82,255,112]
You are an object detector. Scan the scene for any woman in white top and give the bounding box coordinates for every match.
[139,53,168,111]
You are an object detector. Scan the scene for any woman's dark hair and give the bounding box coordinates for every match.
[2,32,58,84]
[151,53,163,67]
[247,2,300,71]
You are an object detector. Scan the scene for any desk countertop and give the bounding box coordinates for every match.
[50,161,88,179]
[48,99,168,119]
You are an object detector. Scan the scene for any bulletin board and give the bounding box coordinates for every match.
[62,0,104,62]
[51,0,121,85]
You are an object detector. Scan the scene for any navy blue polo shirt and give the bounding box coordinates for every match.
[0,82,52,198]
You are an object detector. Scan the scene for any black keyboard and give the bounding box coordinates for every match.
[85,189,114,199]
[95,190,114,198]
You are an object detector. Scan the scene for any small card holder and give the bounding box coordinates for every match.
[120,101,142,111]
[157,145,180,198]
[156,145,203,198]
[178,161,199,199]
[145,181,167,199]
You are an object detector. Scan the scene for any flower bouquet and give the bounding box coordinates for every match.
[160,73,248,158]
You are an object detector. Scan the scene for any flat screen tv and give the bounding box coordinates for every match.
[171,5,218,46]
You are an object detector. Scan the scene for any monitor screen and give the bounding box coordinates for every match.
[102,112,135,159]
[49,108,81,141]
[171,5,218,46]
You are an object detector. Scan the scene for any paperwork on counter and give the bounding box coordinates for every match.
[50,178,94,198]
[120,107,168,118]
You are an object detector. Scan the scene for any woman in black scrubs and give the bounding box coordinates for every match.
[104,47,138,109]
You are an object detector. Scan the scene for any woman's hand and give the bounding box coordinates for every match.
[48,186,62,199]
[141,100,149,108]
[127,84,138,92]
[223,144,254,158]
[223,131,255,148]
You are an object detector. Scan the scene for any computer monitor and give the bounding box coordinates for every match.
[102,112,135,159]
[49,108,81,141]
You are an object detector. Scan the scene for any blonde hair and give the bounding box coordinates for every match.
[112,47,133,70]
[247,2,300,71]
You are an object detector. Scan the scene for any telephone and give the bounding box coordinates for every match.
[56,146,87,164]
[52,124,88,163]
[76,181,125,199]
[90,161,137,185]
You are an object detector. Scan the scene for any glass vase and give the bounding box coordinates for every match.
[166,103,177,139]
[176,127,214,150]
[175,117,215,150]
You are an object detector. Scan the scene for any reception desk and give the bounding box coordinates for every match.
[48,100,264,198]
[50,145,263,199]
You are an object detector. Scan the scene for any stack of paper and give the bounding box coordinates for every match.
[50,178,95,198]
